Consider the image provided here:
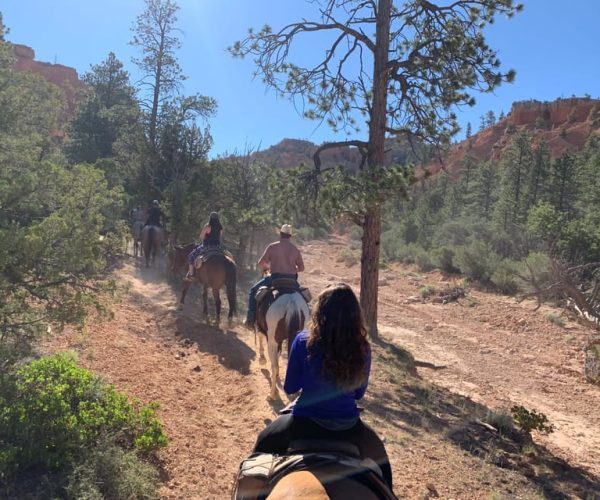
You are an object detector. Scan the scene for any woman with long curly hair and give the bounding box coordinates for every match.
[253,283,392,488]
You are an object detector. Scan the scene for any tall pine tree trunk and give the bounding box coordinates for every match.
[360,208,382,337]
[360,0,391,338]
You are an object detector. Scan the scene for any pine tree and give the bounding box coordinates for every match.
[548,152,580,217]
[130,0,185,148]
[525,138,550,210]
[231,0,521,335]
[494,131,533,228]
[470,161,498,221]
[66,53,140,166]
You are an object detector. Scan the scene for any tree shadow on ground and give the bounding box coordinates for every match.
[368,335,600,499]
[172,314,255,375]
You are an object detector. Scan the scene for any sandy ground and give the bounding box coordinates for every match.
[44,236,600,499]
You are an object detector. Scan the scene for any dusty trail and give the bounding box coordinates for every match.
[45,237,600,498]
[46,260,291,499]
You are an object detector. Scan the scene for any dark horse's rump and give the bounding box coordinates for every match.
[141,225,163,268]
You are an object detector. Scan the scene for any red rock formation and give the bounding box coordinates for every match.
[11,43,85,120]
[425,98,600,177]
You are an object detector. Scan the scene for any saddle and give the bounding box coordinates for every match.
[255,280,311,335]
[232,439,396,500]
[193,247,235,270]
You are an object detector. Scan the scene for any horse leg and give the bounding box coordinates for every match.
[202,286,209,321]
[213,288,221,325]
[258,335,266,364]
[178,279,192,310]
[267,337,280,401]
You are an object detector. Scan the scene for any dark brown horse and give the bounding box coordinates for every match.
[141,225,163,268]
[178,252,237,325]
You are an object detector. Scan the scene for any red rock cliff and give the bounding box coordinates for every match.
[12,43,84,119]
[425,97,600,177]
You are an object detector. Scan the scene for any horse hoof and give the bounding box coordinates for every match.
[177,303,184,311]
[259,356,267,365]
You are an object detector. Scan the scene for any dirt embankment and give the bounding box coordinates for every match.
[45,237,600,499]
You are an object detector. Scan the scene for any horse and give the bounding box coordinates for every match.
[232,438,396,500]
[131,221,145,258]
[168,241,195,275]
[267,470,382,499]
[256,288,309,401]
[141,225,163,268]
[178,251,237,326]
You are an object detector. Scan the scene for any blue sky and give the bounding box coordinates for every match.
[2,0,599,156]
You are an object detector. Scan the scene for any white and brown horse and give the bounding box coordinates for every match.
[257,290,309,400]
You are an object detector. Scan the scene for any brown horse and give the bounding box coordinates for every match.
[141,225,163,268]
[233,440,396,500]
[178,252,237,325]
[267,471,382,499]
[168,241,195,275]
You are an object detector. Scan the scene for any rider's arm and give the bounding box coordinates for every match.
[258,245,271,273]
[283,335,305,394]
[353,345,371,400]
[199,223,210,241]
[296,250,305,273]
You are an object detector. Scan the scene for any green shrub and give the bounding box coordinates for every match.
[516,252,554,295]
[0,354,167,487]
[65,440,160,500]
[455,241,500,283]
[433,246,458,273]
[484,409,515,436]
[419,285,437,299]
[511,405,554,434]
[491,260,521,295]
[545,312,566,327]
[415,248,435,272]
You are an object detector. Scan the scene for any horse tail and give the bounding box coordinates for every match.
[286,298,304,355]
[148,226,155,255]
[225,257,237,316]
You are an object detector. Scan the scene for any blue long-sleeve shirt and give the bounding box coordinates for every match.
[284,330,371,419]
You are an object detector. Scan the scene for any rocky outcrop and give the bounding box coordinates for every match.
[426,97,600,177]
[11,43,85,118]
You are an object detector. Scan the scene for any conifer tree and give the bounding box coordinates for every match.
[525,138,550,210]
[548,152,580,217]
[494,131,533,228]
[67,53,140,166]
[130,0,185,148]
[231,0,521,335]
[471,161,498,220]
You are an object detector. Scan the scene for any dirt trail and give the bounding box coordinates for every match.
[47,261,290,499]
[45,237,600,499]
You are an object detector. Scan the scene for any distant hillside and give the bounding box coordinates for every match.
[426,97,600,177]
[251,137,417,170]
